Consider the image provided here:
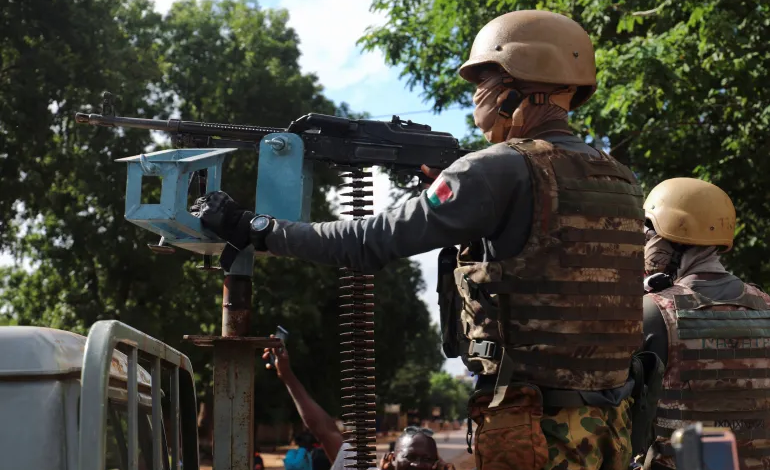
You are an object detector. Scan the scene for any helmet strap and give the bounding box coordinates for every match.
[497,89,524,118]
[528,92,549,105]
[665,243,688,278]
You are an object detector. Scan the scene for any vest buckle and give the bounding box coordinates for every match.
[468,340,497,359]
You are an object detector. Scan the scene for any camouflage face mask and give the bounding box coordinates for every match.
[644,226,676,276]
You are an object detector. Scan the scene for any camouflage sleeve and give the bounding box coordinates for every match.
[265,143,532,273]
[642,295,669,366]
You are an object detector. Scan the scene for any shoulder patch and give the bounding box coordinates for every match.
[426,174,454,207]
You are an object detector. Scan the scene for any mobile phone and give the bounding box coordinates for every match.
[672,423,739,470]
[268,326,289,367]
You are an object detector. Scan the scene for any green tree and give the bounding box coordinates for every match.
[360,0,770,285]
[0,0,444,427]
[428,371,472,421]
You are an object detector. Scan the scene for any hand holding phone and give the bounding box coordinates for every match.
[267,326,289,368]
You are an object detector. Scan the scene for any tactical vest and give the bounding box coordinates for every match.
[648,283,770,469]
[453,138,645,391]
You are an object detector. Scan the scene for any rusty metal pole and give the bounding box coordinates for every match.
[214,264,256,470]
[222,275,253,337]
[186,248,280,470]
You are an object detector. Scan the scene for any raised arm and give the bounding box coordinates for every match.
[262,341,344,462]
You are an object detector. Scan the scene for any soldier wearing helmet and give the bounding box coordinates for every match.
[193,11,646,470]
[641,178,770,470]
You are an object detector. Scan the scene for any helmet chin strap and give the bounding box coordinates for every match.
[488,86,574,142]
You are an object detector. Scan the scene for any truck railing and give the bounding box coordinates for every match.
[78,320,200,470]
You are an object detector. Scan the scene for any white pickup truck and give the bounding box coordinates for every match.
[0,320,200,470]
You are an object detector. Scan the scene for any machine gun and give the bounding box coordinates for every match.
[74,93,470,258]
[74,92,471,470]
[75,105,467,184]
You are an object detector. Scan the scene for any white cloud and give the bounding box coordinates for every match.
[152,0,178,15]
[275,0,392,91]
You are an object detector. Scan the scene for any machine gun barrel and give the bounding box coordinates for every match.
[75,112,286,142]
[74,111,472,172]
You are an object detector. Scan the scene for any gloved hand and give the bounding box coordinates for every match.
[190,191,254,250]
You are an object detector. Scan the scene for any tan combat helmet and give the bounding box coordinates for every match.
[644,178,736,252]
[458,10,597,110]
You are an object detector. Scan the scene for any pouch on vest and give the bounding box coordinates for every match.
[629,350,665,457]
[468,383,548,470]
[438,246,462,358]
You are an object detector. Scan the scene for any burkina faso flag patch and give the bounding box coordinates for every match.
[426,175,453,207]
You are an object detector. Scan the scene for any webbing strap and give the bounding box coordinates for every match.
[657,408,762,421]
[485,280,642,296]
[680,368,770,381]
[541,389,585,408]
[507,305,640,321]
[676,309,770,320]
[558,199,646,219]
[556,177,644,196]
[505,349,633,371]
[660,388,770,400]
[558,226,646,245]
[674,292,769,311]
[560,253,642,270]
[681,347,770,361]
[559,186,643,206]
[676,324,770,340]
[550,157,636,183]
[509,330,642,347]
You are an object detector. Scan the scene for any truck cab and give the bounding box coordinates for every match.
[0,320,199,470]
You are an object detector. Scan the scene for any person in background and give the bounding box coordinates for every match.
[311,444,332,470]
[254,448,264,470]
[284,432,315,470]
[379,427,455,470]
[641,177,770,469]
[262,338,345,468]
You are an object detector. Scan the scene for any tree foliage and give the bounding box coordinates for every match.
[0,0,443,425]
[428,372,472,421]
[360,0,770,285]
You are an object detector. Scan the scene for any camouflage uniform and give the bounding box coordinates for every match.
[542,399,633,470]
[461,138,644,470]
[647,283,770,470]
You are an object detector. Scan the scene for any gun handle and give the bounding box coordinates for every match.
[417,172,435,185]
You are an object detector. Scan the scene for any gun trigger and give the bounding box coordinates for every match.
[416,172,433,185]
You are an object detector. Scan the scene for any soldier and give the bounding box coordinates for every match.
[641,177,770,470]
[192,10,647,470]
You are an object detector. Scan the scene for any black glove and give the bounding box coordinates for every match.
[190,191,254,250]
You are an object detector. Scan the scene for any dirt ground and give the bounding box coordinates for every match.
[199,432,477,470]
[201,453,475,470]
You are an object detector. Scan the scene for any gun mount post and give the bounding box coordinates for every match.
[182,133,312,470]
